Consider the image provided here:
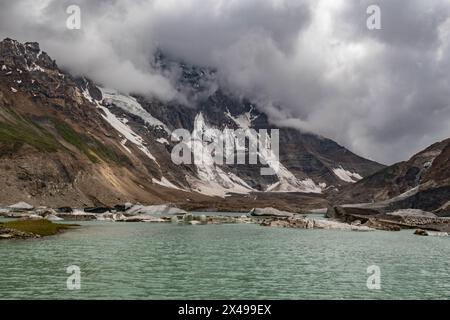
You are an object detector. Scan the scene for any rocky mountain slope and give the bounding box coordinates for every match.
[335,138,450,216]
[0,38,384,208]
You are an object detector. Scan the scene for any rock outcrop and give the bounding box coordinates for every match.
[260,216,374,231]
[249,207,294,218]
[326,205,450,232]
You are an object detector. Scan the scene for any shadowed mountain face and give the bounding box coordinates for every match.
[0,38,384,208]
[336,138,450,216]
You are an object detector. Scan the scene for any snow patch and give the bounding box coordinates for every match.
[10,87,17,93]
[100,88,170,133]
[333,166,363,183]
[27,64,45,73]
[266,178,322,193]
[98,105,158,163]
[152,177,184,191]
[186,113,255,197]
[228,111,321,193]
[225,108,259,129]
[120,139,132,154]
[189,111,323,195]
[82,88,157,163]
[156,137,169,145]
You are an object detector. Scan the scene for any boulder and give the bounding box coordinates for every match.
[57,207,73,213]
[183,213,194,222]
[35,208,58,217]
[313,219,374,231]
[260,216,374,231]
[414,229,428,236]
[84,207,112,214]
[414,229,449,237]
[113,204,127,212]
[249,207,294,218]
[124,202,133,210]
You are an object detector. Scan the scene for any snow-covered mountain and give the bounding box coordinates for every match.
[0,39,384,207]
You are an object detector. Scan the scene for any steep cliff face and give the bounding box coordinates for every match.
[0,39,384,207]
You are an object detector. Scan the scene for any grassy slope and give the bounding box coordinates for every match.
[0,219,77,236]
[0,113,128,165]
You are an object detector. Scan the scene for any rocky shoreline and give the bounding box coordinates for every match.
[0,226,39,239]
[1,202,449,239]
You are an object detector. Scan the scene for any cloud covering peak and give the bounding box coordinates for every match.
[1,0,450,164]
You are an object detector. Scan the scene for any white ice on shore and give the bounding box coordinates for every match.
[8,202,34,210]
[126,204,187,216]
[46,214,64,221]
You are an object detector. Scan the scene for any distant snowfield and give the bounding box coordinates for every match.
[187,113,255,197]
[82,88,159,163]
[98,105,158,163]
[226,110,323,194]
[101,88,171,134]
[333,166,363,183]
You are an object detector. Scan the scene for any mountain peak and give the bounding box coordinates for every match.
[0,38,56,72]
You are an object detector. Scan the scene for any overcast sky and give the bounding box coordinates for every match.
[1,0,450,164]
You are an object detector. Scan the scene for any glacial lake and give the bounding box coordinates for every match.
[0,219,449,299]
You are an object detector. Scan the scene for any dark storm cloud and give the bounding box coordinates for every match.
[0,0,449,164]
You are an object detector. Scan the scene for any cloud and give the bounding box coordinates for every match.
[0,0,450,164]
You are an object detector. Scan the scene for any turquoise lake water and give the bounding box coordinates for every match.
[0,220,449,299]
